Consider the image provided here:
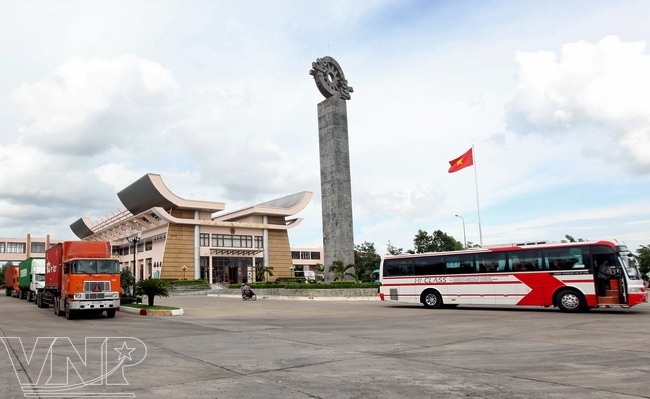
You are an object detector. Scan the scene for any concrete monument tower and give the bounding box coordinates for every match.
[309,56,355,281]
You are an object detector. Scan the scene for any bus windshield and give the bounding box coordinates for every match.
[621,255,642,280]
[72,260,121,274]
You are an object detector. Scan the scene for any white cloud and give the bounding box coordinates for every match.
[507,36,650,173]
[11,54,179,156]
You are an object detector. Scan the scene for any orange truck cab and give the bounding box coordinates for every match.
[39,241,121,319]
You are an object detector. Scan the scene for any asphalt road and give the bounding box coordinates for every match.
[1,294,649,399]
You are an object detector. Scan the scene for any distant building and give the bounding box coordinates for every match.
[0,235,64,265]
[70,173,313,286]
[291,247,324,279]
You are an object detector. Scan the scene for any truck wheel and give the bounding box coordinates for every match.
[64,301,75,320]
[54,298,64,316]
[26,291,32,302]
[106,309,116,318]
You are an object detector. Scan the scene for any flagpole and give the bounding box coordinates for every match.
[473,144,484,246]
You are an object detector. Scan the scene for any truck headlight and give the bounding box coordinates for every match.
[74,293,83,299]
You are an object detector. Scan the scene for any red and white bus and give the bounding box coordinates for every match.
[379,239,647,312]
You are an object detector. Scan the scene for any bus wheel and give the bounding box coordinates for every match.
[421,290,442,309]
[555,289,586,313]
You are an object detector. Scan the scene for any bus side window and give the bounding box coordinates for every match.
[384,259,414,276]
[476,253,506,273]
[414,256,444,275]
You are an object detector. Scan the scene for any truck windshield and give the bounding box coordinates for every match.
[35,274,45,282]
[72,260,121,274]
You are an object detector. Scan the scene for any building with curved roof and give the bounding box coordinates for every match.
[70,173,313,285]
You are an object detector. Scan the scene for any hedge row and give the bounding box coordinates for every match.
[232,282,379,290]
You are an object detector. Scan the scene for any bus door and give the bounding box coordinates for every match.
[591,246,623,304]
[619,253,647,306]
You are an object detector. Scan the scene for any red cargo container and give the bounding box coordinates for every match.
[4,265,19,297]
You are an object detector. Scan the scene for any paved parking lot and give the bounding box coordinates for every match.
[1,294,649,399]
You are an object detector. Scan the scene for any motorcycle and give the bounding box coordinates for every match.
[241,285,257,301]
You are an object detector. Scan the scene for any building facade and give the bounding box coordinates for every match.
[0,235,63,265]
[291,247,324,279]
[70,174,312,286]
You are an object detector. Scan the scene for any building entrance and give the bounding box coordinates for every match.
[211,256,252,284]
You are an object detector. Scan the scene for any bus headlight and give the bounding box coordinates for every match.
[629,287,643,293]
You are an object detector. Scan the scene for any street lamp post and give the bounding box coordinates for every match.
[455,214,467,249]
[181,265,187,280]
[128,231,141,297]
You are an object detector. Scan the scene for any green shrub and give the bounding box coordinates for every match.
[231,282,379,290]
[137,279,169,306]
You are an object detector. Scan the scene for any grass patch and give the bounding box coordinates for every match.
[121,304,179,310]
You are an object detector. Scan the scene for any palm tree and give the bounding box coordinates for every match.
[328,261,357,282]
[136,279,169,306]
[255,264,274,282]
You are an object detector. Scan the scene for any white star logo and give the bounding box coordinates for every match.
[114,341,136,361]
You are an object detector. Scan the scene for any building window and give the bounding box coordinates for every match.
[254,236,263,248]
[291,251,300,260]
[31,242,46,253]
[200,233,209,247]
[7,243,26,253]
[301,251,310,260]
[310,252,321,260]
[212,234,254,248]
[145,241,153,251]
[0,242,5,253]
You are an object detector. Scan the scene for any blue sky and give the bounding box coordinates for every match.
[1,0,650,255]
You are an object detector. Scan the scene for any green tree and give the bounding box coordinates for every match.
[386,241,403,255]
[314,263,325,281]
[564,234,587,243]
[255,264,274,282]
[636,245,650,276]
[413,230,433,253]
[413,229,463,253]
[354,241,381,282]
[136,278,169,306]
[328,260,356,282]
[120,268,135,296]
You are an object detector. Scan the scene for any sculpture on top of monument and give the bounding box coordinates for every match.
[309,56,354,101]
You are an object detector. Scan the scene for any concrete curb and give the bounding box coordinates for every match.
[207,294,379,301]
[120,306,184,316]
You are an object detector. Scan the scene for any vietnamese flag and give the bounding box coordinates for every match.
[448,148,474,173]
